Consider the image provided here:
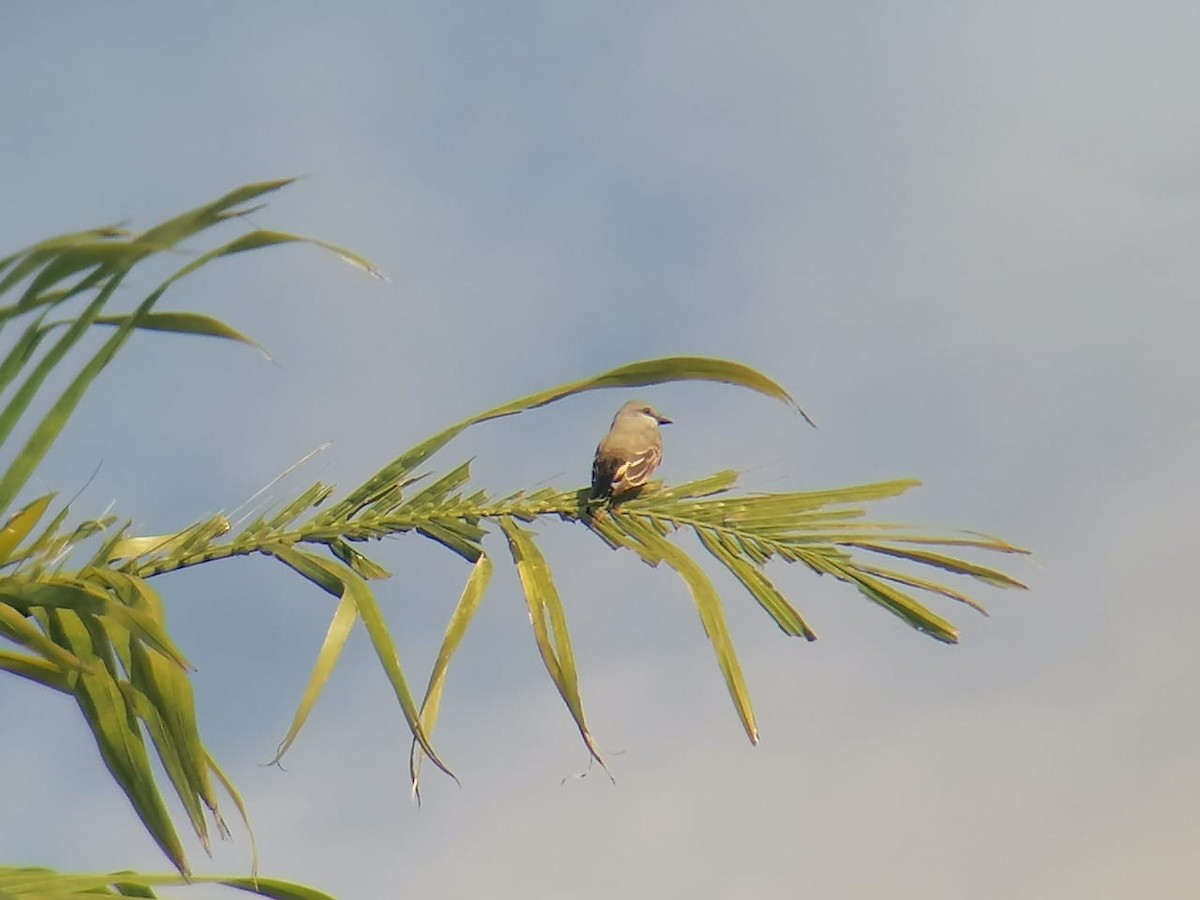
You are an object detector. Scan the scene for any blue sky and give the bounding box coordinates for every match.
[2,4,1198,898]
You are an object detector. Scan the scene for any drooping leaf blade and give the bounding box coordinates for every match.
[269,587,357,766]
[46,608,190,875]
[695,526,817,639]
[500,517,607,768]
[266,544,454,781]
[616,515,760,744]
[411,554,493,798]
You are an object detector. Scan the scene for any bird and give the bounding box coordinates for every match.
[590,400,672,500]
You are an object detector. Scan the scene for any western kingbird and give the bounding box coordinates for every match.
[590,400,672,500]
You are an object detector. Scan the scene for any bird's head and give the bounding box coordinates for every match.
[618,400,672,426]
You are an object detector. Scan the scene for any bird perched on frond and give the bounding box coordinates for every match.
[590,400,672,501]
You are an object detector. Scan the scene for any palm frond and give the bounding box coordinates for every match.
[0,181,1030,887]
[103,447,1026,775]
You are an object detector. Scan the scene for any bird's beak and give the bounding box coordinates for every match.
[656,414,673,425]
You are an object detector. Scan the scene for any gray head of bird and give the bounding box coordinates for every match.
[615,400,672,426]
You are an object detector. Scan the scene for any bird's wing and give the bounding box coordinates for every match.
[611,444,661,491]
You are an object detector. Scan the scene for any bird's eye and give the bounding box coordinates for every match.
[642,407,653,414]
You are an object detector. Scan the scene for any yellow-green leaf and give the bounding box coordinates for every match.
[0,493,54,563]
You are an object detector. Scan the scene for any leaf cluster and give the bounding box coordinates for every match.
[0,180,373,887]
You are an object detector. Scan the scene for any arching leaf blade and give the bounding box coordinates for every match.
[336,356,804,517]
[156,229,383,295]
[91,312,268,357]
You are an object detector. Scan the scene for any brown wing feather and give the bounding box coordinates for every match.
[611,444,661,494]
